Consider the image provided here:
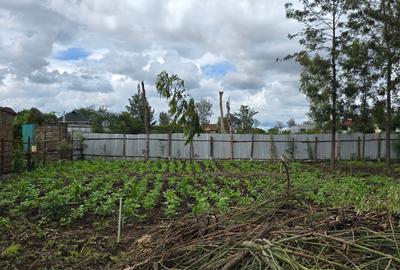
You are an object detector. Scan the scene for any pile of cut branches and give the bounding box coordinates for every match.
[120,194,400,270]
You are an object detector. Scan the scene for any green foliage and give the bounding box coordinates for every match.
[155,71,201,144]
[75,106,142,134]
[1,160,400,228]
[158,112,170,126]
[13,107,57,139]
[195,99,213,125]
[164,189,181,217]
[126,88,155,132]
[233,105,259,134]
[1,244,21,258]
[267,128,279,135]
[57,143,71,160]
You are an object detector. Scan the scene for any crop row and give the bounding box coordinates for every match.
[0,160,284,225]
[1,160,400,228]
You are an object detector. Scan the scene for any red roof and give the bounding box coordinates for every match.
[0,107,17,115]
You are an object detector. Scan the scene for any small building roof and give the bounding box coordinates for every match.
[58,110,91,123]
[0,107,17,115]
[203,124,219,131]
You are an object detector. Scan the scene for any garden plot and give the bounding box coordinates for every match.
[1,160,400,269]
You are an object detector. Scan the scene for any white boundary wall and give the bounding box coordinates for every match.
[72,133,399,161]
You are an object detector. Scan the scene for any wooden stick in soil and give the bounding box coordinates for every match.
[117,197,123,243]
[280,154,291,194]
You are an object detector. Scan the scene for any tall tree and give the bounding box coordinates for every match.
[159,112,171,126]
[341,39,377,133]
[126,87,155,133]
[348,0,400,172]
[287,118,296,127]
[233,105,259,134]
[108,112,142,134]
[275,121,285,132]
[195,99,213,125]
[285,0,351,170]
[13,107,57,139]
[297,54,333,131]
[155,71,201,144]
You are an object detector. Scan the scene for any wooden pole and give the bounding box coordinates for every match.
[270,134,273,160]
[219,91,226,134]
[336,132,341,160]
[117,197,122,243]
[190,141,194,161]
[378,133,382,162]
[141,82,150,161]
[27,136,32,171]
[70,131,74,160]
[80,137,84,160]
[230,134,234,160]
[1,138,4,175]
[43,127,47,165]
[291,137,295,161]
[226,97,232,134]
[250,132,254,161]
[314,136,318,161]
[209,136,214,160]
[122,134,126,160]
[362,133,365,160]
[357,136,361,161]
[168,131,172,160]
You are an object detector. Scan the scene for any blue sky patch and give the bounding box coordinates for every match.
[201,61,236,78]
[55,47,90,60]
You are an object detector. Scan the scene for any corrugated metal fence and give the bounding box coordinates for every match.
[72,132,400,161]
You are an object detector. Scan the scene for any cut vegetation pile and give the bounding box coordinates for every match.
[1,160,400,269]
[123,194,400,269]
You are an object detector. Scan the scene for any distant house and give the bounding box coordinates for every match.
[203,124,219,134]
[289,121,316,134]
[58,110,92,133]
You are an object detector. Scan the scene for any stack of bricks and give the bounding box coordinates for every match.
[35,123,69,162]
[0,107,17,175]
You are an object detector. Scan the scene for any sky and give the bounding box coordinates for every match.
[0,0,309,129]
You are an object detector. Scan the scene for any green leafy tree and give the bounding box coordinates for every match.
[341,39,377,133]
[108,112,142,134]
[158,112,171,126]
[75,106,141,134]
[195,99,213,125]
[13,107,57,139]
[79,106,112,133]
[155,71,200,144]
[233,105,259,134]
[275,121,285,132]
[285,0,352,170]
[348,0,400,172]
[126,89,155,133]
[287,118,296,128]
[297,54,334,131]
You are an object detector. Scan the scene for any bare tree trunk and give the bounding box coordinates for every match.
[219,91,226,134]
[384,5,392,174]
[330,8,337,171]
[386,59,392,174]
[226,97,232,134]
[141,81,150,160]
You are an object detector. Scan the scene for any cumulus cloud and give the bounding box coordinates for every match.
[0,0,308,129]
